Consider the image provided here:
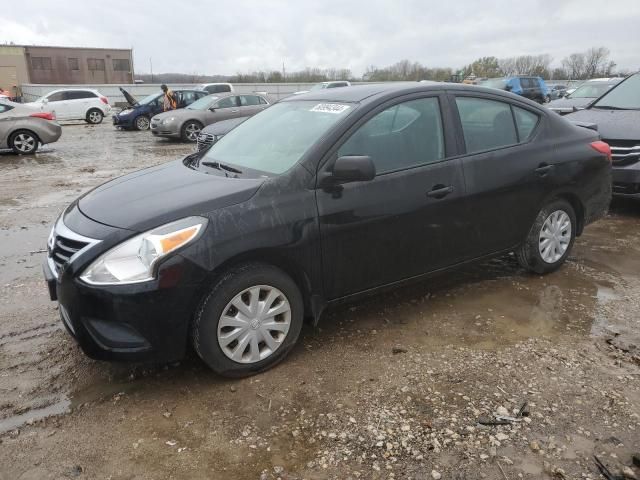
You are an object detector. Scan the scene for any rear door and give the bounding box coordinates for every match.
[238,95,268,116]
[451,93,553,257]
[0,103,16,146]
[316,94,469,299]
[66,90,96,118]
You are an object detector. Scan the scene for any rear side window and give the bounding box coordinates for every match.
[338,97,445,174]
[513,107,539,141]
[66,90,96,100]
[239,95,261,106]
[455,97,518,153]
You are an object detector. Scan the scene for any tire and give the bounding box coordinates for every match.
[134,115,150,131]
[181,120,203,142]
[86,108,104,124]
[192,263,304,377]
[9,130,39,155]
[516,199,576,274]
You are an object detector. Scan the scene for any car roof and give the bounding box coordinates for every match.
[281,81,532,105]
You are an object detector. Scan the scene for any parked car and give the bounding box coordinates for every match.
[151,93,269,142]
[565,73,640,198]
[547,78,622,115]
[0,87,12,100]
[547,84,568,100]
[27,88,111,124]
[197,83,234,94]
[197,116,249,151]
[44,82,611,376]
[112,88,208,130]
[293,80,351,95]
[478,76,549,103]
[0,100,61,154]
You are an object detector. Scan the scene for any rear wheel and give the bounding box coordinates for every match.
[134,115,150,131]
[181,120,202,142]
[86,108,104,124]
[9,130,39,155]
[516,199,576,274]
[192,263,304,377]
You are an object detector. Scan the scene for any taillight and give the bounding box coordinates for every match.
[30,112,55,121]
[100,96,109,105]
[590,141,612,162]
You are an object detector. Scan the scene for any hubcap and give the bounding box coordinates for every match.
[539,210,571,263]
[186,123,201,141]
[217,285,292,364]
[89,111,102,123]
[14,133,36,153]
[137,117,149,130]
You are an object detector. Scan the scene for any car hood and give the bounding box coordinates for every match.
[119,87,139,107]
[78,159,264,231]
[548,97,593,110]
[201,116,249,135]
[565,108,640,141]
[152,109,194,121]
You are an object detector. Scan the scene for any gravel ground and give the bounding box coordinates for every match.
[0,122,638,480]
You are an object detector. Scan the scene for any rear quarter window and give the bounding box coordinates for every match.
[513,107,540,141]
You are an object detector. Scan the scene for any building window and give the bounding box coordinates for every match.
[112,59,130,71]
[68,58,79,70]
[87,58,106,71]
[31,57,52,70]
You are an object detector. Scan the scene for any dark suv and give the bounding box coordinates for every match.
[479,76,550,104]
[112,88,208,130]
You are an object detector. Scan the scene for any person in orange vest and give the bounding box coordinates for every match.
[161,84,177,111]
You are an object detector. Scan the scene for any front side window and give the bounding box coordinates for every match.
[338,97,445,174]
[46,91,66,102]
[202,100,354,175]
[66,90,96,100]
[215,96,238,109]
[455,97,518,153]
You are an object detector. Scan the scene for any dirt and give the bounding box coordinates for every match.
[0,122,639,480]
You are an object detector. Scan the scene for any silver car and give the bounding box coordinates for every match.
[0,100,62,154]
[151,93,270,142]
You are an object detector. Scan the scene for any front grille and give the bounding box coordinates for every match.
[605,140,640,166]
[50,234,89,273]
[197,133,216,151]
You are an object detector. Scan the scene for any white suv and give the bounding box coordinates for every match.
[27,88,111,124]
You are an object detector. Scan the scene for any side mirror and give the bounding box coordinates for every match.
[209,107,216,112]
[331,155,375,183]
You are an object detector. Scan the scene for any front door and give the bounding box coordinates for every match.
[452,94,554,257]
[316,95,469,300]
[211,96,243,122]
[45,91,71,120]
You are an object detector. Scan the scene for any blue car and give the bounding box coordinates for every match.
[112,88,208,131]
[478,76,549,104]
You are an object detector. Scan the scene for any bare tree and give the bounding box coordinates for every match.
[584,47,616,77]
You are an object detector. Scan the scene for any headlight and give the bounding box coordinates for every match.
[80,216,207,285]
[161,117,175,125]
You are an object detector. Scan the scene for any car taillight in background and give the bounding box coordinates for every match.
[30,112,56,121]
[99,96,109,105]
[590,141,612,162]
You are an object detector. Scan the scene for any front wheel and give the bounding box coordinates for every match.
[181,121,202,142]
[516,199,576,274]
[192,263,304,377]
[86,108,104,124]
[134,115,150,131]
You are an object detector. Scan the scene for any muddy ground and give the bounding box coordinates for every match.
[0,122,639,480]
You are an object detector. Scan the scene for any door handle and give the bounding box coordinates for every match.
[535,163,554,176]
[231,109,239,113]
[426,185,454,199]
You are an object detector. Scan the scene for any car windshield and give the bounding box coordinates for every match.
[479,78,507,89]
[187,95,219,110]
[137,93,161,105]
[569,83,614,99]
[592,74,640,110]
[309,83,328,91]
[201,101,354,175]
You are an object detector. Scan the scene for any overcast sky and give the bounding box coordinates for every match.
[2,0,639,76]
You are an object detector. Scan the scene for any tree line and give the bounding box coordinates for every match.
[136,46,632,84]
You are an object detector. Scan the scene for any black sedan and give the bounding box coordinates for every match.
[44,83,611,377]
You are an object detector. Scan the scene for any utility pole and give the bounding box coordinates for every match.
[282,62,286,81]
[150,57,154,83]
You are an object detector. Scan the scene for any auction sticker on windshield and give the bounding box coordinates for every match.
[310,104,351,114]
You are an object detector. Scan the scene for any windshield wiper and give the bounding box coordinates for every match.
[201,161,243,175]
[592,105,630,110]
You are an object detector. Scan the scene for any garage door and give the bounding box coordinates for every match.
[0,66,17,90]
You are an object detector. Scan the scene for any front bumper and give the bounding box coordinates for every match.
[612,161,640,198]
[150,121,180,138]
[112,113,134,128]
[43,213,208,363]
